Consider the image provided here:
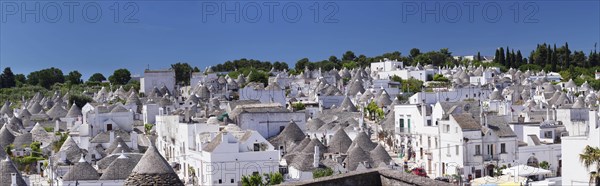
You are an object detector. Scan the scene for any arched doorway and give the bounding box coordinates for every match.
[527,156,539,167]
[486,164,495,176]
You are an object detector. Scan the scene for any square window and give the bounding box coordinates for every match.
[253,143,260,151]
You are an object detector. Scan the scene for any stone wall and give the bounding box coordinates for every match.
[281,169,382,186]
[281,168,453,186]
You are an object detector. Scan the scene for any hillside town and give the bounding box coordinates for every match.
[1,57,600,186]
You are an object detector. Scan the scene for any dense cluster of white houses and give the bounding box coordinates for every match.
[0,59,598,185]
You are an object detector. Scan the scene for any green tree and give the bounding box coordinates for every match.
[88,73,106,82]
[14,74,26,86]
[1,67,16,88]
[391,75,402,83]
[366,101,379,120]
[342,51,356,61]
[356,54,368,67]
[433,74,449,82]
[171,62,194,86]
[564,42,571,68]
[52,132,70,152]
[439,48,452,57]
[248,70,269,86]
[266,172,283,185]
[292,102,306,111]
[65,70,83,84]
[342,61,358,69]
[410,48,421,59]
[579,145,600,185]
[494,49,500,64]
[538,161,550,170]
[108,69,132,85]
[518,64,542,72]
[295,58,310,71]
[402,78,424,93]
[498,47,505,66]
[27,67,65,89]
[329,55,340,64]
[573,51,587,67]
[516,50,523,68]
[241,173,264,186]
[505,46,511,68]
[273,61,288,71]
[144,124,154,134]
[313,167,334,179]
[68,94,93,108]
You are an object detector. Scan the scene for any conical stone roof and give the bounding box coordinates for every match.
[0,101,12,116]
[327,128,352,153]
[46,103,67,119]
[370,144,392,165]
[28,102,43,114]
[288,136,310,152]
[18,108,32,119]
[301,138,327,155]
[111,143,132,154]
[0,157,27,186]
[340,96,358,112]
[105,136,131,154]
[306,118,325,131]
[99,153,139,180]
[0,125,15,148]
[344,146,373,171]
[268,120,305,149]
[66,104,82,118]
[62,156,100,181]
[124,142,183,186]
[348,131,376,152]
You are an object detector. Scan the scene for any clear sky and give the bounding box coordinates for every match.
[1,0,599,79]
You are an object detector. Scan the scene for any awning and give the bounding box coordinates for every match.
[502,165,551,177]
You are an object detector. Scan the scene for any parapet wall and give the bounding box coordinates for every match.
[281,168,453,186]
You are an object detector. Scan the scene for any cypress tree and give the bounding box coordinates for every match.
[547,44,552,67]
[494,49,500,64]
[552,44,557,71]
[565,42,571,68]
[516,50,523,67]
[499,47,505,66]
[506,46,511,68]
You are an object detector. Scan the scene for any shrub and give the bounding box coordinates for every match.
[313,167,334,179]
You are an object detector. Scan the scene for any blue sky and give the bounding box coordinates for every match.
[1,0,599,79]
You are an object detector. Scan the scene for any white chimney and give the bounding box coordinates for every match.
[553,105,557,121]
[546,107,550,122]
[10,173,16,186]
[421,102,427,123]
[54,120,59,132]
[131,132,138,150]
[313,146,319,168]
[109,132,115,144]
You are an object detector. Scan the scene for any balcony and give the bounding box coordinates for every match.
[395,127,411,134]
[483,154,499,162]
[499,153,510,162]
